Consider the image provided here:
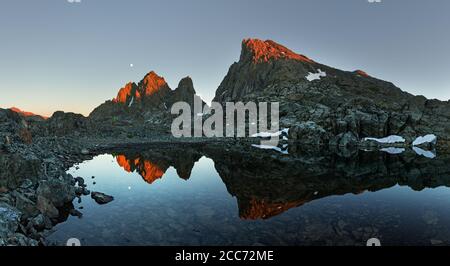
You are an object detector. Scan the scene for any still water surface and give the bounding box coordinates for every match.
[47,147,450,246]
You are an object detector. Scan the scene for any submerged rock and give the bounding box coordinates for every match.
[69,209,83,218]
[91,192,114,205]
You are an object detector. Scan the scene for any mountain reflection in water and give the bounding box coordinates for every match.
[108,145,449,220]
[47,144,450,245]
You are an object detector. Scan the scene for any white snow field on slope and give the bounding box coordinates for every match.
[251,128,289,138]
[251,144,289,155]
[364,135,406,144]
[412,134,437,146]
[306,69,326,81]
[128,97,134,107]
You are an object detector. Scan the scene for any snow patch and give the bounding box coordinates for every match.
[251,128,289,138]
[413,146,436,159]
[306,69,327,81]
[364,135,405,144]
[128,97,134,107]
[380,147,405,155]
[251,144,289,155]
[413,134,437,146]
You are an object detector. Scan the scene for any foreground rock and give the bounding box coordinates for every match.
[0,203,21,240]
[91,192,114,205]
[0,108,34,147]
[36,175,76,219]
[0,108,97,245]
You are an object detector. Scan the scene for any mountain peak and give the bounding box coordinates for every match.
[241,38,314,64]
[113,82,138,103]
[177,77,195,93]
[140,71,169,96]
[112,71,170,104]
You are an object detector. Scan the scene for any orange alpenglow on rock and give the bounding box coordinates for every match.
[115,155,165,184]
[140,160,165,184]
[141,71,168,96]
[354,70,370,77]
[240,198,307,220]
[113,82,137,103]
[9,107,48,119]
[242,38,315,63]
[116,155,132,172]
[112,71,168,103]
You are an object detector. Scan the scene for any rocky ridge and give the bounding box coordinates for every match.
[23,39,450,148]
[214,38,450,147]
[87,71,205,138]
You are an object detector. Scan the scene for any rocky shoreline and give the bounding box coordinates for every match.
[0,133,241,245]
[0,134,97,245]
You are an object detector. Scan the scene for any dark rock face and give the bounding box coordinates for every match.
[43,111,89,136]
[172,77,203,110]
[0,108,34,146]
[36,175,76,218]
[213,38,450,146]
[0,203,21,240]
[0,154,42,190]
[288,121,328,145]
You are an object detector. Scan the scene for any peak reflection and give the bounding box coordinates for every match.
[109,144,450,220]
[113,149,203,184]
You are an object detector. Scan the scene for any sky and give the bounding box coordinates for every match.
[0,0,449,117]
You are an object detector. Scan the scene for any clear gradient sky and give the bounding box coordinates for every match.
[1,0,449,117]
